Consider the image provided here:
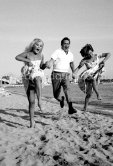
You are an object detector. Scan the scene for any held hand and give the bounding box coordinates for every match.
[45,61,51,69]
[99,61,105,68]
[72,73,77,80]
[72,73,75,79]
[28,61,33,67]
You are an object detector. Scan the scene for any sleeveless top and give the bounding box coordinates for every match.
[78,55,104,93]
[21,60,44,80]
[80,55,99,80]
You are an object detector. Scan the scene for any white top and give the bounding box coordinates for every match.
[85,55,99,69]
[21,60,44,80]
[51,49,74,73]
[80,55,102,79]
[29,60,41,71]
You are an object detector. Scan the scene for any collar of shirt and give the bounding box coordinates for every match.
[60,48,71,54]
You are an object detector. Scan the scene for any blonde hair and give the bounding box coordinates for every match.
[25,38,44,52]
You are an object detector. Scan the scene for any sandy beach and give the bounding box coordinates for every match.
[0,89,113,166]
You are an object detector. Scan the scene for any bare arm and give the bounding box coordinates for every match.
[98,53,111,68]
[46,58,54,69]
[98,53,111,63]
[74,59,85,74]
[72,60,85,79]
[70,61,75,73]
[15,52,30,63]
[40,54,46,70]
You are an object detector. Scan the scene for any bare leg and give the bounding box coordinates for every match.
[92,79,101,100]
[82,95,91,112]
[34,77,43,111]
[27,87,36,128]
[82,81,93,112]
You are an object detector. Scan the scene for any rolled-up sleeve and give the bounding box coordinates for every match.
[51,50,58,60]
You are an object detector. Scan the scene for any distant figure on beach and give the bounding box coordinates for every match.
[74,44,110,112]
[46,37,77,114]
[15,38,46,128]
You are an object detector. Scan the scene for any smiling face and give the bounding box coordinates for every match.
[80,44,94,59]
[61,39,70,53]
[33,41,44,54]
[87,50,94,58]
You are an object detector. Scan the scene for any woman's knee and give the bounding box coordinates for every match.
[86,92,92,98]
[34,76,42,83]
[34,77,42,89]
[29,100,35,105]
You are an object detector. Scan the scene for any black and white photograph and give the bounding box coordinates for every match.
[0,0,113,165]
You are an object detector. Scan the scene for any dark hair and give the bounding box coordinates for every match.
[80,44,94,57]
[61,37,70,46]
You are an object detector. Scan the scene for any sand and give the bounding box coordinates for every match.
[0,91,113,166]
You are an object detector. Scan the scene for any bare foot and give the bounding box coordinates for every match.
[38,102,43,112]
[97,95,102,100]
[81,108,87,113]
[39,106,44,112]
[30,120,36,128]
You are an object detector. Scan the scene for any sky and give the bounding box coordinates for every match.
[0,0,113,78]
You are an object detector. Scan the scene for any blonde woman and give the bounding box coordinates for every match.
[15,38,46,128]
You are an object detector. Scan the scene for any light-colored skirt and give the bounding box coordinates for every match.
[78,66,104,93]
[21,65,44,92]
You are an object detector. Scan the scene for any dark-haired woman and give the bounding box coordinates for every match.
[74,44,110,112]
